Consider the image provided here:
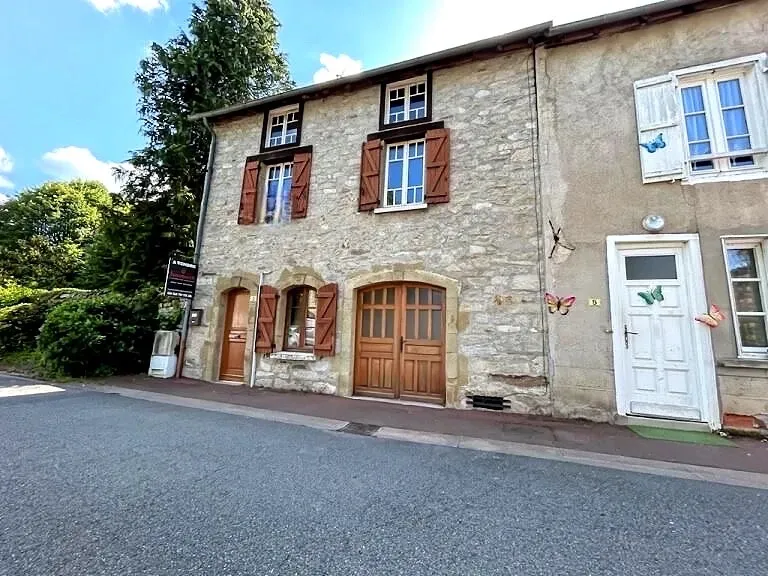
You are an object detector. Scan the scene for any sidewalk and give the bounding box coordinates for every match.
[90,375,768,475]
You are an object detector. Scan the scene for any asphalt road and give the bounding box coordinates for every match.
[1,381,767,575]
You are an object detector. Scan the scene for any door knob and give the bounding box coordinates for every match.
[624,324,639,349]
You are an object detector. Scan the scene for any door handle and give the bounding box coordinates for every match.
[400,336,405,352]
[624,324,639,349]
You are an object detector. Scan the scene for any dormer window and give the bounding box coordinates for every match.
[265,105,300,148]
[384,76,429,126]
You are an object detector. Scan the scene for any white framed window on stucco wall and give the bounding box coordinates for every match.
[634,53,768,185]
[722,236,768,359]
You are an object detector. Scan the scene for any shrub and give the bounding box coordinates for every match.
[0,288,91,355]
[0,283,46,308]
[38,291,162,377]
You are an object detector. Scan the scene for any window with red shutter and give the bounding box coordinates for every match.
[425,128,450,204]
[359,140,382,211]
[314,283,338,357]
[238,159,260,224]
[289,152,312,219]
[255,285,278,353]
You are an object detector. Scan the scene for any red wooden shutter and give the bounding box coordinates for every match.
[359,140,382,211]
[255,285,278,353]
[314,283,338,357]
[238,159,260,224]
[290,152,312,219]
[425,128,450,204]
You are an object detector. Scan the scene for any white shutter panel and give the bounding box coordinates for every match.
[634,74,684,183]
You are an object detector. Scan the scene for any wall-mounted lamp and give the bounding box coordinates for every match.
[642,214,665,233]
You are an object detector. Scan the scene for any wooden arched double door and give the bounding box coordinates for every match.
[354,283,445,404]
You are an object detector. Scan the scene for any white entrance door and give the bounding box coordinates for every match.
[608,237,718,425]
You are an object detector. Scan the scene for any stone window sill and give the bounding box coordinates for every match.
[718,358,768,370]
[268,351,317,362]
[374,203,427,214]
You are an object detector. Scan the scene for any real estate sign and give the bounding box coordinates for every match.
[164,258,197,299]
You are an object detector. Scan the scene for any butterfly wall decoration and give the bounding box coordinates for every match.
[640,133,666,153]
[695,304,725,328]
[548,220,575,259]
[637,285,664,305]
[545,292,576,315]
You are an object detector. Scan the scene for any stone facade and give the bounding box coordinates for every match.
[537,0,768,422]
[183,50,547,410]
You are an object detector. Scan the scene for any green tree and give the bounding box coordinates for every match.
[0,181,112,288]
[94,0,292,290]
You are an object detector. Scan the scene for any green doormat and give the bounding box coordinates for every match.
[628,425,736,446]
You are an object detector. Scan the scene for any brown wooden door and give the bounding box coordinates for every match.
[354,284,445,404]
[219,288,250,382]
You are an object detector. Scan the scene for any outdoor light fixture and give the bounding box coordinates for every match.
[642,214,665,233]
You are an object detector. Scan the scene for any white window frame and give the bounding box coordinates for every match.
[674,54,768,183]
[261,162,293,224]
[383,139,426,209]
[722,236,768,359]
[384,77,427,125]
[265,105,299,148]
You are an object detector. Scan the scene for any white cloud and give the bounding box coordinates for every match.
[413,0,657,57]
[0,192,9,204]
[86,0,169,13]
[313,53,363,84]
[41,146,129,194]
[0,147,13,190]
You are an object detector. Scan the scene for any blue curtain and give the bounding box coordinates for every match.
[718,80,751,151]
[682,86,711,156]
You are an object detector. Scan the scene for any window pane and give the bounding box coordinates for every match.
[280,172,292,223]
[731,155,755,167]
[409,93,426,120]
[408,155,424,187]
[418,310,429,339]
[432,290,442,306]
[286,289,303,349]
[625,255,677,280]
[305,289,317,347]
[373,309,383,337]
[691,159,715,171]
[407,288,416,305]
[389,98,405,123]
[387,157,403,190]
[374,289,383,305]
[362,309,371,337]
[685,114,710,145]
[265,179,279,222]
[386,288,395,305]
[733,281,764,312]
[419,288,429,305]
[431,310,442,340]
[727,248,758,278]
[738,316,768,348]
[682,86,705,113]
[406,309,415,339]
[722,109,749,137]
[362,290,372,305]
[727,136,752,152]
[385,310,394,338]
[718,79,744,107]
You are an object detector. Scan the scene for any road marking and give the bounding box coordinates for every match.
[0,384,65,398]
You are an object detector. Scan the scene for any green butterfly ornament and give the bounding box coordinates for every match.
[638,285,664,305]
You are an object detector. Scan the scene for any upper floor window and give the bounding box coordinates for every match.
[262,162,293,224]
[633,53,768,184]
[384,139,425,207]
[266,105,299,148]
[284,286,317,351]
[723,237,768,359]
[385,77,428,125]
[681,75,758,173]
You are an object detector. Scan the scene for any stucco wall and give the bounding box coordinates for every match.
[537,0,768,419]
[183,50,547,409]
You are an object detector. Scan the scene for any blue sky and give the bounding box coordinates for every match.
[0,0,655,202]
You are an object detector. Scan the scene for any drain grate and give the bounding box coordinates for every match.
[466,395,510,411]
[339,422,381,436]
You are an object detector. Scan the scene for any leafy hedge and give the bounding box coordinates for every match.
[38,290,163,377]
[0,288,90,354]
[0,283,46,308]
